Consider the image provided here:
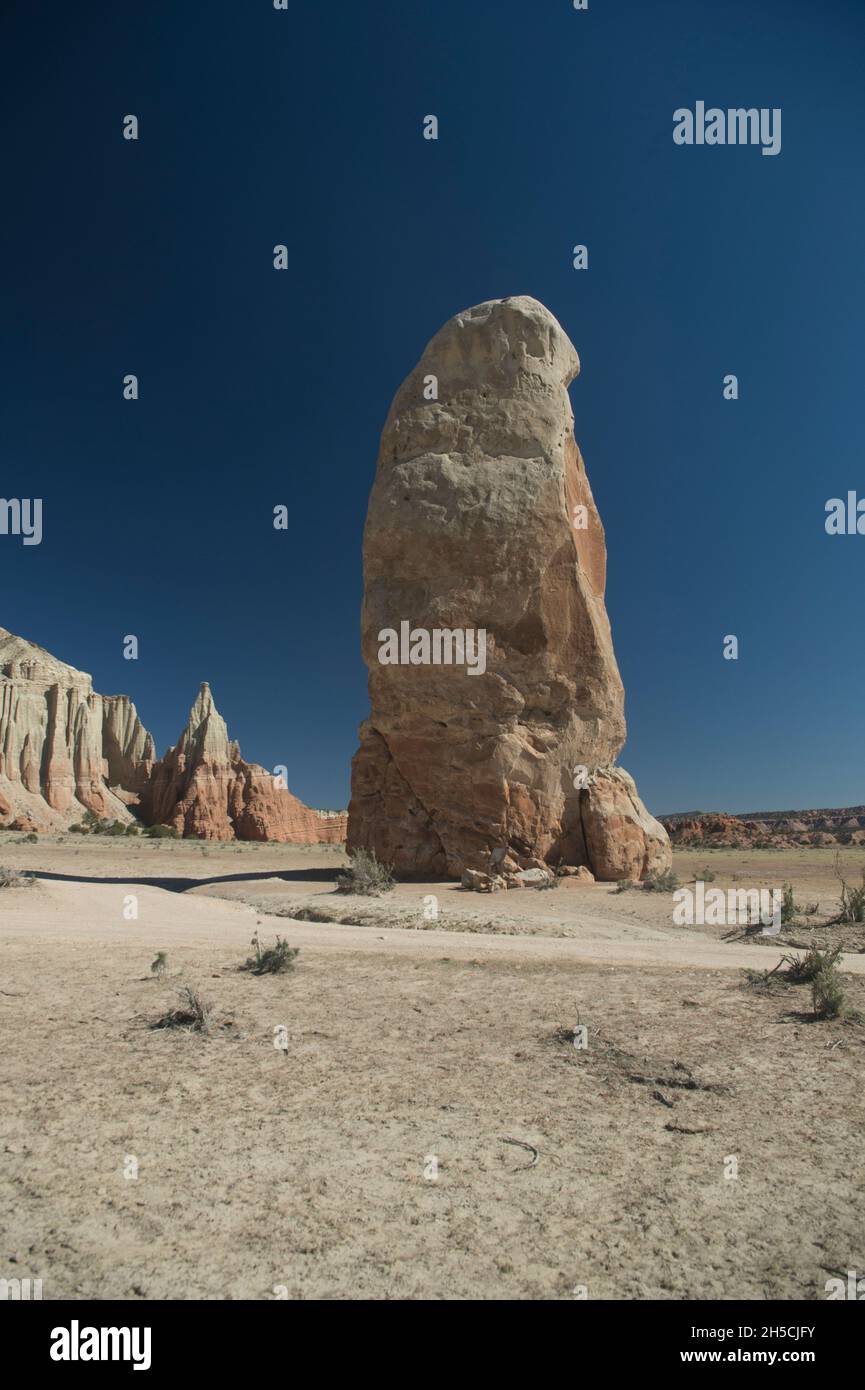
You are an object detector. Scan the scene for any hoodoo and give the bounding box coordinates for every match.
[141,682,347,843]
[346,295,670,881]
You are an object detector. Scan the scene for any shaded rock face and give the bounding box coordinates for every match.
[347,296,670,881]
[141,683,347,843]
[0,626,154,829]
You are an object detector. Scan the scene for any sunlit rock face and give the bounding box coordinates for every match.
[0,626,154,828]
[141,682,348,843]
[0,629,346,843]
[347,296,670,880]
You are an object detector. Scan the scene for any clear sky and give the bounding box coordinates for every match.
[2,0,863,815]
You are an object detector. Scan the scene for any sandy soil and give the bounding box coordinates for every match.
[1,835,864,1300]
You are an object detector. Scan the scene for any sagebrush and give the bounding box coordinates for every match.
[243,930,299,975]
[336,849,395,896]
[642,868,679,892]
[150,951,169,978]
[152,984,212,1033]
[0,866,34,889]
[834,853,865,923]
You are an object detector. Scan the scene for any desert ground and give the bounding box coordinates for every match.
[1,834,864,1301]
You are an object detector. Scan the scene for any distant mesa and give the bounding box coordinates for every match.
[662,810,865,848]
[0,627,345,842]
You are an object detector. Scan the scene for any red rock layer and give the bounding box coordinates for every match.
[140,682,347,843]
[663,811,865,849]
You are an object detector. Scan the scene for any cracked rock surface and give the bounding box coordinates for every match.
[347,296,670,880]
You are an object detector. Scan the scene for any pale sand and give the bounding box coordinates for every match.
[2,838,864,1300]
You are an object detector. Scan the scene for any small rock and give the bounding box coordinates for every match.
[559,866,596,885]
[461,868,492,891]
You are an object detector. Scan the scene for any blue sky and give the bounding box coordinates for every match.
[2,0,863,814]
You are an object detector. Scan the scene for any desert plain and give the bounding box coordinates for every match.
[1,834,863,1301]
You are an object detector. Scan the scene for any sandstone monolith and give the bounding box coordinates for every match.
[346,295,670,881]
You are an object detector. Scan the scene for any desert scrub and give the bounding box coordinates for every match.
[778,946,858,1021]
[834,853,865,923]
[642,869,680,892]
[810,958,848,1020]
[336,848,395,896]
[243,930,299,976]
[0,866,34,888]
[78,811,124,836]
[781,945,843,984]
[144,823,180,839]
[778,943,856,1021]
[780,883,797,924]
[152,985,212,1033]
[696,866,716,882]
[743,965,783,994]
[615,878,635,893]
[778,884,819,923]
